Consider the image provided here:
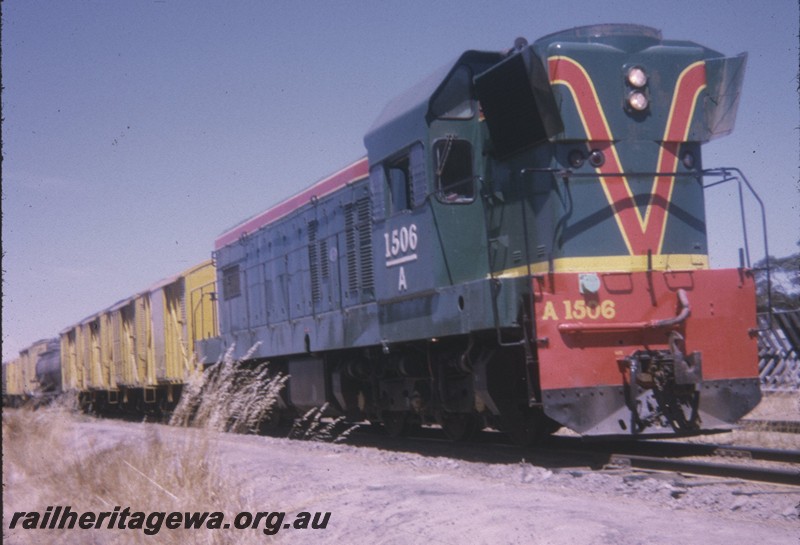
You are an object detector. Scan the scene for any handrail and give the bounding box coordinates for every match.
[703,167,772,329]
[558,289,691,334]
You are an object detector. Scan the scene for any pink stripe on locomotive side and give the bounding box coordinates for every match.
[214,157,370,250]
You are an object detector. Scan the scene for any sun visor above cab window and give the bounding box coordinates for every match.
[702,53,747,141]
[474,47,563,158]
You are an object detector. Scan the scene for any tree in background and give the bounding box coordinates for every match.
[755,240,800,312]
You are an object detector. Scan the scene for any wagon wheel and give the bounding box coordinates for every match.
[382,411,410,437]
[439,412,480,442]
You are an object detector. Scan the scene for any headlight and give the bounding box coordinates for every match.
[627,91,649,111]
[626,66,647,88]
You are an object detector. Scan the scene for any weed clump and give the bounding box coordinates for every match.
[171,344,360,443]
[170,344,287,434]
[288,402,360,443]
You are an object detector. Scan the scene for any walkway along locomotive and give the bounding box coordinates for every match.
[201,24,762,442]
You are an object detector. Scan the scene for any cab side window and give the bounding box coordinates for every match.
[435,139,474,203]
[387,157,412,214]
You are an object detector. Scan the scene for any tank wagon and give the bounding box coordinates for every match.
[34,339,62,396]
[2,338,60,406]
[202,24,761,441]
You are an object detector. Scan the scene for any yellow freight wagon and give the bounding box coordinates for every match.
[19,339,51,395]
[99,311,116,392]
[149,260,218,384]
[80,308,117,393]
[79,317,98,390]
[60,326,82,392]
[133,291,154,387]
[185,260,218,361]
[52,259,218,412]
[3,356,25,402]
[109,297,140,388]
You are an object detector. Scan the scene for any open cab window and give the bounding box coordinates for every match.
[434,138,474,203]
[386,157,412,214]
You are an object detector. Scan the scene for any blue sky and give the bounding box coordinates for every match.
[3,1,798,360]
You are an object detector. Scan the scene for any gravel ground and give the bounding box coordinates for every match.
[6,414,797,545]
[4,392,799,544]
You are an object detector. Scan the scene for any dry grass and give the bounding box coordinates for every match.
[288,402,360,443]
[171,344,358,443]
[3,405,266,544]
[4,348,360,542]
[170,344,287,434]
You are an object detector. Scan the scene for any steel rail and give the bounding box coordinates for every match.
[610,439,800,464]
[346,425,800,486]
[606,453,800,486]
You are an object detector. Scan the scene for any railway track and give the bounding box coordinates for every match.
[346,426,800,487]
[614,439,799,463]
[548,438,800,487]
[604,453,799,486]
[52,405,800,487]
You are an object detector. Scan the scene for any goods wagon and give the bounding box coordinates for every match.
[59,260,217,412]
[3,339,60,406]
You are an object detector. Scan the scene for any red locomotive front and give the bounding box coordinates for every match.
[502,25,762,435]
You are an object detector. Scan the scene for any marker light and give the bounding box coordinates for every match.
[627,91,649,111]
[626,66,647,88]
[588,149,605,167]
[568,149,585,168]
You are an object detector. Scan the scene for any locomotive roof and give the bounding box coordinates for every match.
[534,23,662,46]
[214,157,369,251]
[532,23,724,58]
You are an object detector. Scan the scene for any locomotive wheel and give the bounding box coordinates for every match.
[258,410,285,436]
[382,411,410,437]
[505,419,538,446]
[439,412,479,442]
[503,409,559,446]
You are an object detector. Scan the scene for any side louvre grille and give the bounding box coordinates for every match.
[344,196,374,301]
[357,197,374,294]
[307,220,321,304]
[319,238,330,280]
[345,204,358,295]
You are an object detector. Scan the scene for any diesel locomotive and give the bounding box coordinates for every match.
[5,24,763,443]
[203,24,760,441]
